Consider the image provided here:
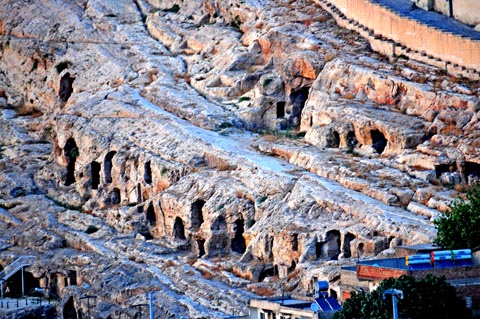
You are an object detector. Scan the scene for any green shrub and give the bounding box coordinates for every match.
[334,274,470,319]
[434,184,480,249]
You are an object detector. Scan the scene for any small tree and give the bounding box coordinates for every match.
[434,183,480,250]
[334,275,470,319]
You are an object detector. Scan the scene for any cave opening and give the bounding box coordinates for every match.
[59,72,74,102]
[288,261,297,273]
[90,161,100,189]
[105,188,121,205]
[63,296,77,319]
[68,270,77,286]
[268,236,274,260]
[326,230,341,260]
[197,239,206,257]
[146,203,156,226]
[358,243,364,256]
[144,161,152,184]
[330,289,338,299]
[435,163,456,178]
[64,138,78,186]
[342,232,356,258]
[140,230,154,240]
[211,215,226,231]
[316,230,341,260]
[276,101,286,118]
[347,131,357,148]
[388,236,395,245]
[258,264,277,282]
[231,219,246,254]
[191,199,205,231]
[5,270,39,297]
[289,87,310,128]
[465,161,480,179]
[329,131,340,148]
[315,241,323,259]
[371,129,387,154]
[104,151,116,184]
[173,217,186,240]
[292,233,298,251]
[137,183,142,203]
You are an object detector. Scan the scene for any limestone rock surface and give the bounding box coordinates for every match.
[0,0,478,318]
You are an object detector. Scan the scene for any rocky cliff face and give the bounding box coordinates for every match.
[0,0,478,318]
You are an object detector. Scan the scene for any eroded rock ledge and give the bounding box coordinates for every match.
[0,0,478,317]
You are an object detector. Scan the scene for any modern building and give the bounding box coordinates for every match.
[339,248,480,313]
[249,282,341,319]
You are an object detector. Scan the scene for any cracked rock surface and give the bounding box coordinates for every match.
[0,0,478,318]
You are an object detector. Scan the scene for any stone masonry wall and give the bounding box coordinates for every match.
[356,264,407,280]
[357,264,480,281]
[409,266,480,307]
[455,284,480,309]
[408,265,480,280]
[316,0,480,74]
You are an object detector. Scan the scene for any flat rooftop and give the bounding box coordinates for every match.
[359,257,409,270]
[258,296,312,310]
[395,244,439,252]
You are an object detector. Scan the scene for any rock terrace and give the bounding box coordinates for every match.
[0,0,478,318]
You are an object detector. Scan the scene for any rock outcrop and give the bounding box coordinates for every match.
[0,0,478,318]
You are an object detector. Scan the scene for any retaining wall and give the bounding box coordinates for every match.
[356,264,407,280]
[315,0,480,78]
[409,265,480,280]
[357,262,480,280]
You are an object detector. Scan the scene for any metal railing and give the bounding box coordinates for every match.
[0,256,35,281]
